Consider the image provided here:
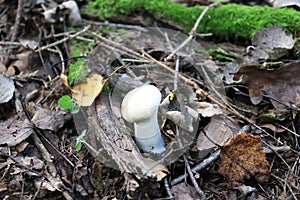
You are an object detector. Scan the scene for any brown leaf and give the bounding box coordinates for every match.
[144,158,169,181]
[31,108,71,131]
[171,182,200,200]
[72,74,105,106]
[218,133,270,186]
[196,116,237,157]
[0,119,33,147]
[252,26,294,60]
[60,74,69,88]
[236,61,300,111]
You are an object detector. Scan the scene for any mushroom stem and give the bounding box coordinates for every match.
[121,84,166,154]
[134,110,165,154]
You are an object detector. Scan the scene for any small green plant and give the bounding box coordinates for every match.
[68,58,87,85]
[58,95,80,114]
[76,130,98,154]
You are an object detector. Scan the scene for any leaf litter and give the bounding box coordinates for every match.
[235,61,300,111]
[0,0,299,199]
[218,133,270,187]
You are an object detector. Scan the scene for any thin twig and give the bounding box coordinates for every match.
[35,25,92,52]
[271,174,298,200]
[45,31,76,39]
[54,46,65,73]
[265,145,291,154]
[164,177,174,199]
[171,150,220,186]
[10,0,23,43]
[183,154,207,199]
[89,31,144,59]
[4,0,24,65]
[165,3,217,61]
[100,40,142,60]
[0,41,21,46]
[83,19,148,31]
[174,56,180,91]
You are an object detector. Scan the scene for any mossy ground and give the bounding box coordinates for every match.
[85,0,300,41]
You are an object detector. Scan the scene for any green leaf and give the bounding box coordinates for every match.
[68,59,87,85]
[76,130,87,152]
[58,95,73,110]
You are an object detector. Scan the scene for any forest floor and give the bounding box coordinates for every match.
[0,0,299,199]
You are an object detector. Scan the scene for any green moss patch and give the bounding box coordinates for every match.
[85,0,300,40]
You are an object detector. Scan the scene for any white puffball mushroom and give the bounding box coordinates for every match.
[121,85,165,154]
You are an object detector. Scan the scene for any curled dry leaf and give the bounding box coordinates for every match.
[0,74,14,104]
[171,182,200,200]
[252,26,294,60]
[31,108,71,131]
[19,19,41,50]
[34,179,56,192]
[197,116,237,158]
[235,61,300,111]
[273,0,300,8]
[144,158,169,181]
[61,73,105,107]
[0,119,33,147]
[14,156,45,171]
[218,133,270,186]
[191,101,223,117]
[72,74,105,106]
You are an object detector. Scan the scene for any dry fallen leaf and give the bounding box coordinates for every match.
[252,26,294,60]
[0,118,33,147]
[144,158,169,181]
[0,74,14,104]
[273,0,300,8]
[31,108,71,131]
[236,61,300,111]
[171,182,200,200]
[61,73,105,107]
[196,116,237,158]
[60,74,70,88]
[218,133,270,186]
[72,74,105,106]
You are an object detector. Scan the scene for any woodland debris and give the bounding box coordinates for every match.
[218,133,270,186]
[0,74,14,104]
[235,61,300,111]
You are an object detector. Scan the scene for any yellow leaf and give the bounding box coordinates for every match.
[60,74,70,88]
[72,74,104,106]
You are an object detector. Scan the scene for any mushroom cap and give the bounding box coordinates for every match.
[121,85,161,123]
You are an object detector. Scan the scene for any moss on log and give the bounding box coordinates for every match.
[86,0,300,41]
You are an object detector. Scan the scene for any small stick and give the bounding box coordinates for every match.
[164,177,174,199]
[174,56,180,91]
[0,41,21,46]
[4,0,24,65]
[183,155,207,199]
[165,2,218,61]
[55,46,65,73]
[0,148,40,175]
[45,31,76,39]
[89,31,144,59]
[171,150,220,186]
[265,145,291,154]
[35,25,92,52]
[83,19,148,31]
